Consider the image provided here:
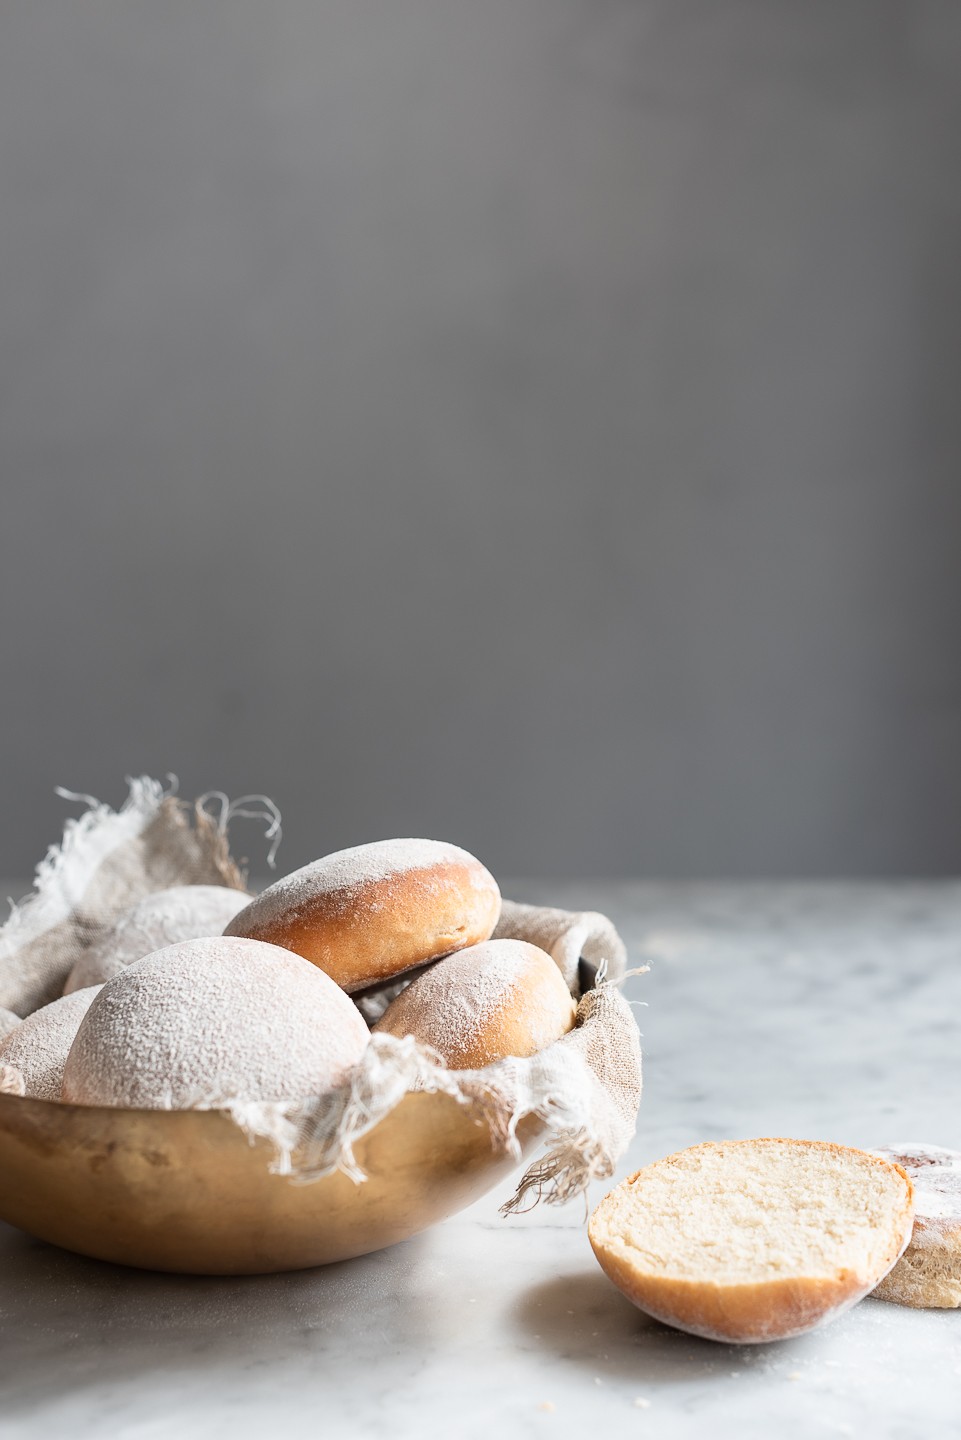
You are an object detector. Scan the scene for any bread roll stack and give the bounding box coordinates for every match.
[4,837,579,1112]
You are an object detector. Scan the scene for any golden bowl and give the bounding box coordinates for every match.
[0,1090,542,1274]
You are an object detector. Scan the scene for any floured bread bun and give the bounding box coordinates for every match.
[64,885,252,995]
[0,1007,22,1043]
[589,1139,914,1343]
[61,936,370,1109]
[872,1144,961,1308]
[225,839,501,994]
[373,939,576,1068]
[0,1064,25,1096]
[0,986,103,1101]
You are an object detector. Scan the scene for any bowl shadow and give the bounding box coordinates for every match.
[0,1222,435,1417]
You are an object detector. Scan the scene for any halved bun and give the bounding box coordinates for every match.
[589,1138,914,1343]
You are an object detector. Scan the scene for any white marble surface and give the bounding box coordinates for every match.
[3,882,961,1438]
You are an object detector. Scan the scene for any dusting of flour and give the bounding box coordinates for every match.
[0,986,102,1100]
[375,939,575,1066]
[874,1144,961,1231]
[870,1142,961,1307]
[64,885,252,994]
[61,936,370,1109]
[239,839,492,924]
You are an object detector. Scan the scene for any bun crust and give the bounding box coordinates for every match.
[61,937,370,1110]
[595,1265,862,1345]
[64,885,252,994]
[224,839,501,994]
[373,939,576,1068]
[872,1144,961,1308]
[0,986,102,1101]
[589,1138,914,1344]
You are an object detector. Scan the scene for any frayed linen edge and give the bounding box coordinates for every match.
[222,1035,507,1186]
[221,1005,635,1212]
[0,777,171,961]
[0,777,269,986]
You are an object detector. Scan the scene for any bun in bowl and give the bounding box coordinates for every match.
[374,938,576,1068]
[62,936,370,1109]
[224,838,500,993]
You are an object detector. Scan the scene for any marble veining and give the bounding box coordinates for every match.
[2,883,960,1438]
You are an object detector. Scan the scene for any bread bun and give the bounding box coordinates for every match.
[61,936,370,1109]
[373,938,575,1068]
[0,987,102,1101]
[64,885,252,994]
[224,839,501,994]
[589,1138,914,1343]
[872,1143,961,1308]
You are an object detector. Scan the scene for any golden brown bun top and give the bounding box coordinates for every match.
[224,838,501,992]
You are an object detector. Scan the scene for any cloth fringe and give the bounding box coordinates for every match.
[0,778,252,1015]
[226,981,642,1211]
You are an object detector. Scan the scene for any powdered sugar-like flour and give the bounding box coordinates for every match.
[375,939,575,1066]
[63,885,252,994]
[875,1144,961,1231]
[243,839,493,924]
[0,986,102,1100]
[872,1142,961,1307]
[62,936,370,1109]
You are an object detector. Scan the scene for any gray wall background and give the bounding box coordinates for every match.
[2,1,960,879]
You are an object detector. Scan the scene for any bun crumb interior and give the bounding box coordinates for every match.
[589,1138,914,1343]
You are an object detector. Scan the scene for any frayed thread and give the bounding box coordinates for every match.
[2,776,169,950]
[224,1035,485,1185]
[499,1135,611,1217]
[221,983,641,1214]
[196,791,283,869]
[0,776,251,1014]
